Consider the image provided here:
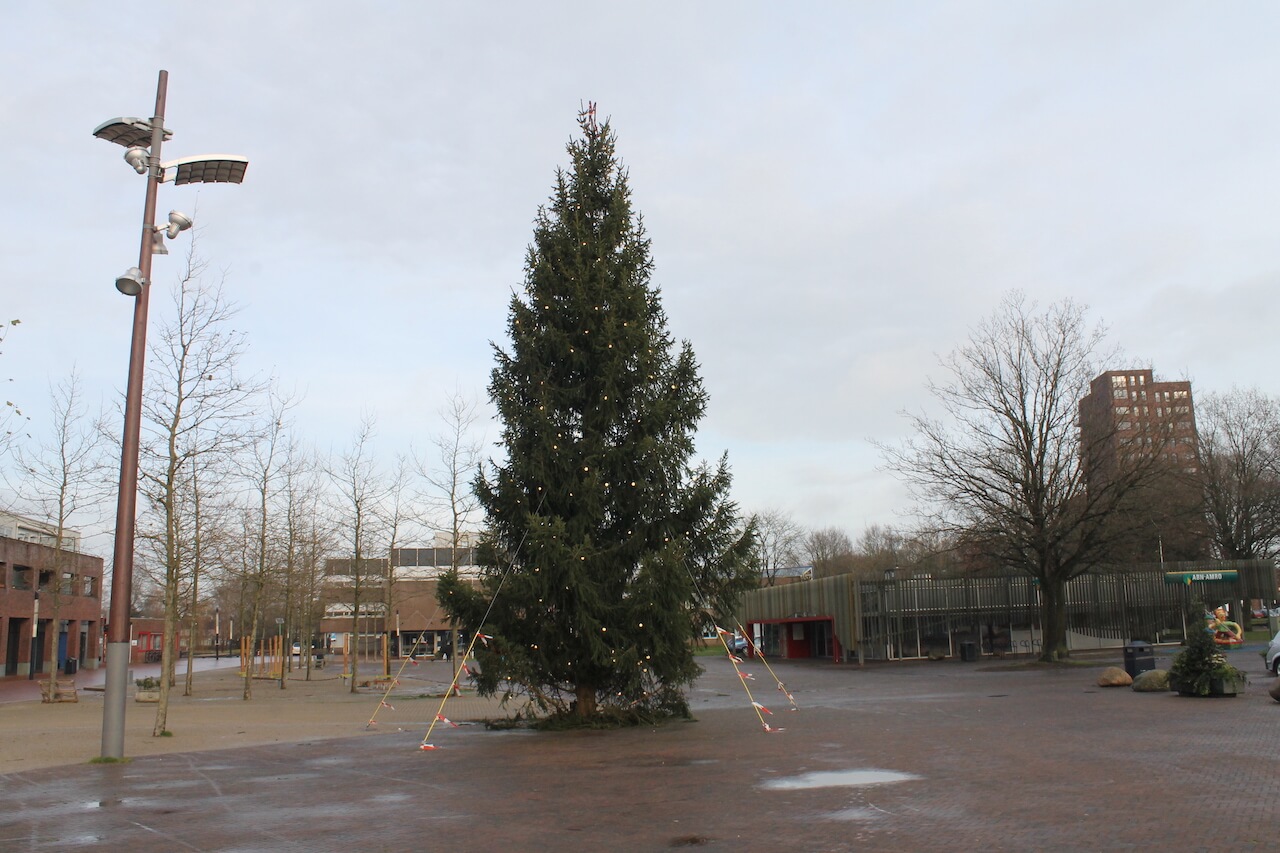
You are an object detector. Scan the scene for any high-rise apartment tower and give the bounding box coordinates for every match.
[1078,369,1198,485]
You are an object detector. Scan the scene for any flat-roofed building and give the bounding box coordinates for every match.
[0,511,103,677]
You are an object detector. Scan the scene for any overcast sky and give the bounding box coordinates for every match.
[3,2,1278,552]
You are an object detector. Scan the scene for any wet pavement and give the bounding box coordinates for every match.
[2,648,1278,852]
[0,657,239,705]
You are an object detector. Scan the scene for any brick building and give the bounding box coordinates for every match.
[0,512,103,677]
[1079,368,1198,484]
[320,538,481,657]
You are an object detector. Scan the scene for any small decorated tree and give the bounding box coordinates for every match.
[1169,606,1248,696]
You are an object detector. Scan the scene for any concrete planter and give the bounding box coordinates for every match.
[1169,674,1242,697]
[1208,677,1241,697]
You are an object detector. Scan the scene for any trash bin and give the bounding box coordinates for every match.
[64,658,78,675]
[1123,640,1154,677]
[959,641,979,662]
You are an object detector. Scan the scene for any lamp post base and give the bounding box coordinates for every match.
[100,641,131,759]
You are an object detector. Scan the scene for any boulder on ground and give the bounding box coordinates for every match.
[1269,679,1280,703]
[1131,669,1169,692]
[1097,666,1133,687]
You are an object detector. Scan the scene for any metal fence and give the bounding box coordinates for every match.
[736,560,1276,662]
[858,560,1274,661]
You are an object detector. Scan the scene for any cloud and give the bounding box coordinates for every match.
[3,2,1279,540]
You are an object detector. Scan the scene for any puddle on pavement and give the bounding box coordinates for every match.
[760,769,919,790]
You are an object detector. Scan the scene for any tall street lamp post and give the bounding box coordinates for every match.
[94,70,248,759]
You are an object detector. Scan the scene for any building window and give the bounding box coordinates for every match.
[1113,388,1128,399]
[1111,375,1127,388]
[82,576,96,597]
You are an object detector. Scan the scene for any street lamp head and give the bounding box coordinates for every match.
[92,117,172,149]
[165,210,193,239]
[150,211,194,254]
[114,267,146,296]
[123,146,150,175]
[162,154,249,185]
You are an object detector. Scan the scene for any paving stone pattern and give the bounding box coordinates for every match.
[2,652,1278,852]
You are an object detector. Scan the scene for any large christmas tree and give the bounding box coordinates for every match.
[439,107,755,721]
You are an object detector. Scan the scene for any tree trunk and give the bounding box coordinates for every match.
[184,561,199,697]
[243,596,261,700]
[574,683,597,718]
[153,574,180,736]
[349,596,361,693]
[1038,577,1070,661]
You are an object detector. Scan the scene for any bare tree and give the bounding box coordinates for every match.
[379,454,414,674]
[805,526,855,578]
[137,252,262,735]
[9,370,108,671]
[328,415,386,692]
[416,391,483,668]
[899,527,964,577]
[882,292,1168,661]
[846,523,905,578]
[848,524,964,578]
[179,457,238,696]
[1195,388,1280,560]
[235,388,294,698]
[276,435,310,678]
[282,444,333,680]
[418,390,484,547]
[750,508,803,585]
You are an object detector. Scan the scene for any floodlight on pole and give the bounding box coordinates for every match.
[165,210,193,239]
[95,70,248,760]
[114,267,146,296]
[124,147,149,174]
[148,211,194,256]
